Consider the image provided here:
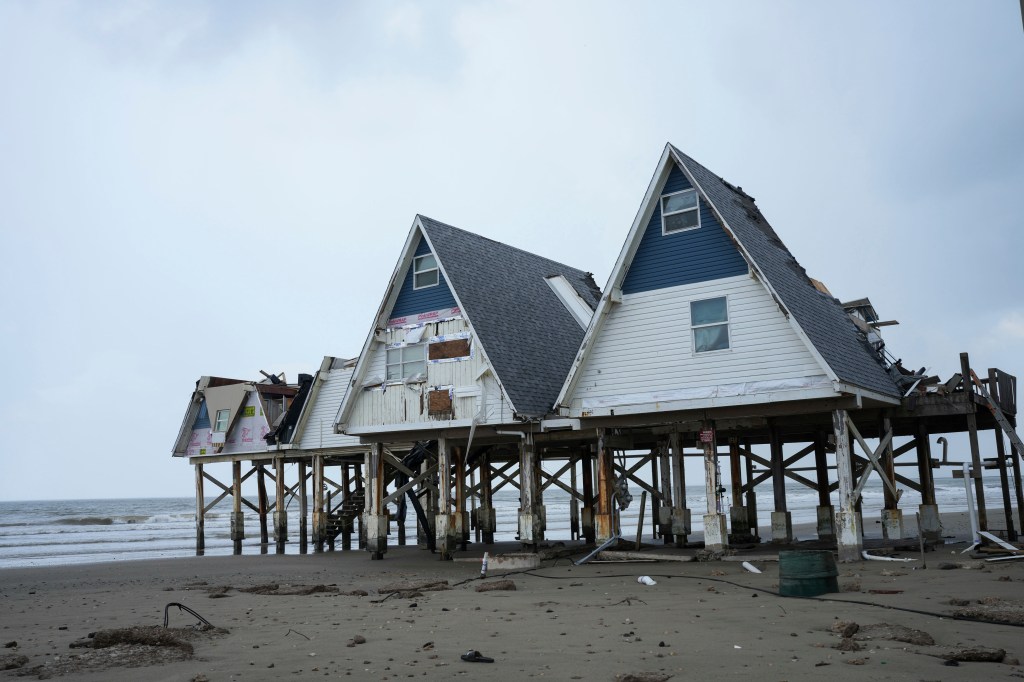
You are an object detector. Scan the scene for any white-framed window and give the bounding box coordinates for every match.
[413,254,439,289]
[214,409,230,432]
[690,296,730,353]
[661,188,700,234]
[386,344,427,381]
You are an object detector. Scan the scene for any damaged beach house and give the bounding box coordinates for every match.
[173,143,1022,563]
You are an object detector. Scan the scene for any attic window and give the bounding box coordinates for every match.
[661,189,700,234]
[214,409,230,432]
[691,296,730,353]
[413,254,439,289]
[387,344,427,381]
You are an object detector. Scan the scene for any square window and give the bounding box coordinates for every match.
[661,189,700,234]
[690,297,730,353]
[214,409,230,432]
[413,254,439,289]
[386,344,427,381]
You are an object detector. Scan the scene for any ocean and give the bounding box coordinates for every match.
[0,475,1012,569]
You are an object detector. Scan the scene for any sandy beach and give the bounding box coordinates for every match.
[2,511,1023,681]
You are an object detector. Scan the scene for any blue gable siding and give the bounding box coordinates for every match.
[621,164,749,294]
[389,234,458,319]
[193,400,210,429]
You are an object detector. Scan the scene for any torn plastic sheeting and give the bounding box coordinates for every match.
[861,551,916,562]
[580,375,832,409]
[403,325,427,344]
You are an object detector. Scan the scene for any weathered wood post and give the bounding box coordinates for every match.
[649,453,660,541]
[274,458,287,554]
[581,444,596,544]
[769,421,792,543]
[961,353,988,530]
[569,456,580,541]
[422,455,438,549]
[658,440,674,544]
[989,369,1018,541]
[813,431,835,542]
[436,437,457,559]
[312,454,325,553]
[478,451,495,544]
[195,463,205,556]
[728,437,749,537]
[701,420,728,551]
[669,431,690,546]
[231,460,244,556]
[257,464,269,552]
[298,460,308,554]
[879,413,903,539]
[365,443,388,560]
[834,410,863,562]
[341,463,353,550]
[454,445,469,551]
[743,437,759,537]
[594,429,618,543]
[518,433,544,549]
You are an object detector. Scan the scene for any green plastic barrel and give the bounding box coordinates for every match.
[778,550,839,597]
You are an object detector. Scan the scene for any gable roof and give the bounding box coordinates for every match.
[556,144,899,408]
[337,215,602,427]
[419,216,602,417]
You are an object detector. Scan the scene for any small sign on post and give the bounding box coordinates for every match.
[699,429,715,444]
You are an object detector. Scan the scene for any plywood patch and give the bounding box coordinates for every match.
[428,389,453,415]
[429,339,471,361]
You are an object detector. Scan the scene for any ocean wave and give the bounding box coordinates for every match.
[55,517,115,526]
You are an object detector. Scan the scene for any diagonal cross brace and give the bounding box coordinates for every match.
[970,370,1024,454]
[847,416,900,503]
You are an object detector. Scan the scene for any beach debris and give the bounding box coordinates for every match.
[163,602,214,629]
[951,597,1024,625]
[831,621,859,638]
[0,653,28,670]
[940,646,1006,663]
[844,658,867,665]
[3,641,16,648]
[475,579,516,592]
[346,635,367,647]
[861,551,916,562]
[461,650,494,663]
[850,623,934,646]
[574,535,623,566]
[937,562,960,570]
[835,638,861,652]
[612,597,647,606]
[378,580,450,594]
[636,576,657,586]
[285,629,310,640]
[481,551,489,577]
[238,584,339,596]
[741,561,761,574]
[867,589,904,595]
[613,673,672,682]
[598,551,693,563]
[93,627,194,654]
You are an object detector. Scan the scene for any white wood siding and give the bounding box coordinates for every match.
[297,367,364,451]
[568,274,830,409]
[346,318,514,430]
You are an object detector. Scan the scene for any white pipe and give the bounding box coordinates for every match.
[963,462,981,546]
[861,551,917,562]
[741,561,761,574]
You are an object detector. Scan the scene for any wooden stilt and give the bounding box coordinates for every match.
[313,455,325,553]
[989,369,1018,541]
[569,457,580,541]
[257,464,269,552]
[769,421,791,542]
[231,460,243,556]
[581,445,596,544]
[274,458,287,554]
[879,412,903,539]
[743,437,758,537]
[669,431,689,546]
[702,420,727,550]
[813,431,835,541]
[728,437,749,537]
[834,409,862,562]
[341,463,352,550]
[437,437,454,559]
[962,353,988,530]
[595,430,617,543]
[195,463,205,556]
[518,434,543,549]
[298,460,308,554]
[366,444,387,559]
[470,463,480,544]
[454,445,468,551]
[480,452,495,545]
[658,441,674,545]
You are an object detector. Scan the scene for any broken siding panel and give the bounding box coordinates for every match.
[568,273,829,409]
[621,164,749,295]
[297,367,363,450]
[347,317,512,429]
[222,391,271,454]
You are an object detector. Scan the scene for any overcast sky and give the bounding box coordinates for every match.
[1,2,1022,501]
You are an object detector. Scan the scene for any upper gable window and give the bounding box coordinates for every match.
[214,409,230,432]
[413,254,439,289]
[691,296,730,353]
[661,189,700,234]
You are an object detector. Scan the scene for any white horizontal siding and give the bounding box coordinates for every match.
[297,367,363,450]
[346,318,513,429]
[569,274,829,408]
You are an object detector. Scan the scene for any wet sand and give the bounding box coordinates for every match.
[2,512,1023,681]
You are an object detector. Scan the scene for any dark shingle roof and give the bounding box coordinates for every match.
[419,216,602,417]
[669,146,900,398]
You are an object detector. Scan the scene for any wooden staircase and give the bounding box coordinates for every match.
[324,487,365,543]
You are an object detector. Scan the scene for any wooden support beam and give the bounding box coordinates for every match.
[769,421,786,513]
[194,463,205,556]
[743,437,758,537]
[595,429,617,543]
[257,465,269,548]
[659,440,674,544]
[298,460,308,554]
[990,368,1018,541]
[313,455,325,553]
[833,409,862,562]
[962,353,988,530]
[582,445,596,544]
[274,458,287,554]
[231,460,244,555]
